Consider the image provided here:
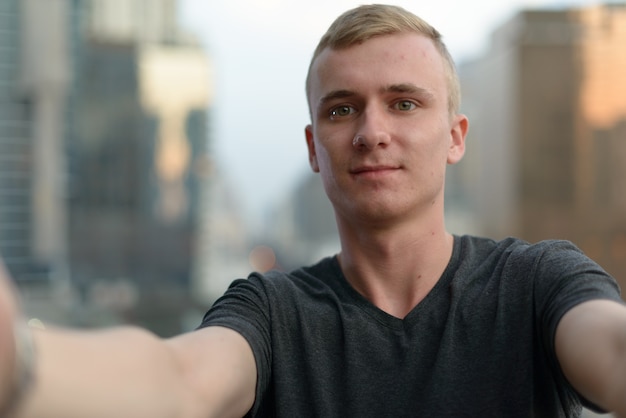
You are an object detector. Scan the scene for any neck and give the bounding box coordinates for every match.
[336,216,454,319]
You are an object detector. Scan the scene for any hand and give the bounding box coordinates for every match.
[0,258,20,414]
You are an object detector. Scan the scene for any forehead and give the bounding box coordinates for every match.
[308,33,448,109]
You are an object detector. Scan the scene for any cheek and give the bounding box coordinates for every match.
[314,142,350,194]
[408,133,451,177]
[316,150,338,182]
[314,137,342,171]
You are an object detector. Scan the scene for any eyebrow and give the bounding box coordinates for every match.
[384,83,436,101]
[316,89,355,113]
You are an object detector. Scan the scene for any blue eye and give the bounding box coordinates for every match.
[330,105,355,119]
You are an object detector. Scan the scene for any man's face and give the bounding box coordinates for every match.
[305,33,467,226]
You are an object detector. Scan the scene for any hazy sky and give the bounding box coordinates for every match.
[178,0,602,226]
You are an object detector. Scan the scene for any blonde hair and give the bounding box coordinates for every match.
[305,4,460,115]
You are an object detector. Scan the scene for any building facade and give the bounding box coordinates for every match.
[459,4,626,291]
[0,0,78,282]
[67,0,212,334]
[0,0,213,334]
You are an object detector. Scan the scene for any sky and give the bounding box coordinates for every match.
[178,0,604,227]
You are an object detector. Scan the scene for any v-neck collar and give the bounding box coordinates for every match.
[327,235,462,330]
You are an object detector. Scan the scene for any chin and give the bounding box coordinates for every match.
[343,200,408,224]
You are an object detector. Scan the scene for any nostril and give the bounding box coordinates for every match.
[353,135,365,147]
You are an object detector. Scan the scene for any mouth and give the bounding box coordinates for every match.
[350,165,401,178]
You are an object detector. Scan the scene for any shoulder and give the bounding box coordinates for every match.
[459,234,578,253]
[454,235,619,301]
[207,256,341,314]
[242,256,339,294]
[462,235,621,319]
[457,235,591,269]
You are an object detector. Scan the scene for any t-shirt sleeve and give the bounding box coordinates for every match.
[532,240,622,411]
[197,274,272,417]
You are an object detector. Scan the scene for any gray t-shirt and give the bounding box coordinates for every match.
[200,235,622,417]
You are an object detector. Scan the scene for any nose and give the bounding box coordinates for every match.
[352,107,391,150]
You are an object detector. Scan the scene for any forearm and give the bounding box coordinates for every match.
[556,300,626,418]
[605,334,626,418]
[584,309,626,417]
[12,325,197,418]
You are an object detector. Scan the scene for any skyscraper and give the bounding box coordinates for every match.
[458,4,626,292]
[67,0,212,335]
[1,0,213,334]
[0,0,74,285]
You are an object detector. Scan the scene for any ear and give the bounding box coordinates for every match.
[447,114,469,165]
[305,124,320,173]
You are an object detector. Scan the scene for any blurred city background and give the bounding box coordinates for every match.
[0,0,625,366]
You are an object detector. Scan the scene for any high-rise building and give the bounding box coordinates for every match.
[66,0,212,334]
[1,0,213,334]
[0,0,75,284]
[458,4,626,291]
[0,0,36,282]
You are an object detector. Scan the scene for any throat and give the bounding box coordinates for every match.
[355,273,438,319]
[337,233,455,319]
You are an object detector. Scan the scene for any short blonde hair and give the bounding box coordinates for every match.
[305,4,460,116]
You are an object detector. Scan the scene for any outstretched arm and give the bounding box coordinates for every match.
[555,299,626,417]
[0,262,256,418]
[0,261,21,416]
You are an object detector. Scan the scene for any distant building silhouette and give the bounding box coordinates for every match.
[0,0,74,284]
[192,164,252,304]
[264,173,339,271]
[0,0,214,335]
[67,0,212,335]
[458,4,626,293]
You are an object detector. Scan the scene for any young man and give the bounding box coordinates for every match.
[1,4,625,418]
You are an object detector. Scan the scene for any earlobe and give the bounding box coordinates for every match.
[447,114,468,165]
[305,125,320,173]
